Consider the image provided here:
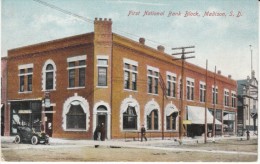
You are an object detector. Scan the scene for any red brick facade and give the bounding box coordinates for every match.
[5,18,237,139]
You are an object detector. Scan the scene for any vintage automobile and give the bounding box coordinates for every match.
[14,125,49,145]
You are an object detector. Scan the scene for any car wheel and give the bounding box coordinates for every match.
[14,135,21,144]
[31,136,38,145]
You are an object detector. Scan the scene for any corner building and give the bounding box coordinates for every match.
[5,18,237,139]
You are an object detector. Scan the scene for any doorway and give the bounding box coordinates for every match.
[96,105,107,139]
[45,107,53,137]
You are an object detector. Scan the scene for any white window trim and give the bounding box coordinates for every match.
[147,65,159,72]
[67,55,87,62]
[199,81,206,86]
[42,59,57,91]
[120,95,140,132]
[97,55,109,60]
[212,85,218,89]
[224,89,230,107]
[186,77,195,101]
[62,93,90,131]
[67,65,87,70]
[18,63,34,70]
[166,72,177,98]
[224,88,229,92]
[123,58,138,66]
[186,77,195,82]
[144,99,161,131]
[199,81,206,103]
[164,102,179,132]
[166,71,176,77]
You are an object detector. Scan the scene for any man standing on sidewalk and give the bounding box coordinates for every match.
[141,124,147,142]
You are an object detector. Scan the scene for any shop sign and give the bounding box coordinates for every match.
[18,110,32,114]
[183,120,192,124]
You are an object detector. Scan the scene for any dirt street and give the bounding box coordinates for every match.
[1,138,258,162]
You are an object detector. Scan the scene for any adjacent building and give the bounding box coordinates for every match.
[237,71,258,136]
[1,57,8,136]
[4,18,237,139]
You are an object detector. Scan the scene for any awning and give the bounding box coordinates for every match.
[223,113,235,121]
[187,106,222,125]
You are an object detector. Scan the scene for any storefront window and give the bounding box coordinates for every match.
[166,112,178,130]
[66,104,86,129]
[123,106,137,130]
[147,110,159,130]
[10,101,42,135]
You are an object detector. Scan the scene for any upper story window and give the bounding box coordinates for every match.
[231,91,236,108]
[67,55,87,89]
[166,72,176,98]
[123,58,138,91]
[147,66,159,94]
[212,86,218,104]
[224,89,230,107]
[186,78,194,100]
[18,64,33,92]
[97,57,108,87]
[42,59,57,91]
[199,81,206,102]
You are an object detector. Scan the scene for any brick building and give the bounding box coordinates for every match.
[1,57,8,135]
[4,18,237,139]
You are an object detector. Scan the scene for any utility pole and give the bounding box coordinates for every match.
[205,60,208,144]
[212,66,216,140]
[172,46,195,143]
[159,73,167,140]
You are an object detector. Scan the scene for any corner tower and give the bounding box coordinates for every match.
[93,18,113,139]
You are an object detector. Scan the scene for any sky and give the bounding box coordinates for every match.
[1,0,259,80]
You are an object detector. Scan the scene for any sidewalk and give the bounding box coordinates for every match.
[1,134,257,148]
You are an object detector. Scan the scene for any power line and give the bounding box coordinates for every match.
[32,0,171,49]
[33,0,93,23]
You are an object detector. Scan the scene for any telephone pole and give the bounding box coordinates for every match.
[172,46,195,143]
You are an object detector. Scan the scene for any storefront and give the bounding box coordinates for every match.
[208,109,222,136]
[186,106,222,137]
[10,100,42,135]
[223,111,235,135]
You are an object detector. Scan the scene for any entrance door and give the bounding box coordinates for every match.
[45,107,53,137]
[96,105,108,139]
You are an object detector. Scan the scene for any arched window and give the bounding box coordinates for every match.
[123,106,137,130]
[46,64,54,90]
[147,109,159,130]
[42,60,56,91]
[66,101,86,130]
[166,112,178,130]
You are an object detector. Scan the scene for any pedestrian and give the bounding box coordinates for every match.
[100,123,106,141]
[141,124,147,142]
[246,129,250,140]
[94,124,101,148]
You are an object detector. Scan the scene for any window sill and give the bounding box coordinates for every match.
[122,129,138,132]
[18,91,32,94]
[96,86,108,88]
[64,129,87,132]
[165,130,178,132]
[42,89,56,92]
[147,93,159,96]
[124,89,138,92]
[67,87,85,90]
